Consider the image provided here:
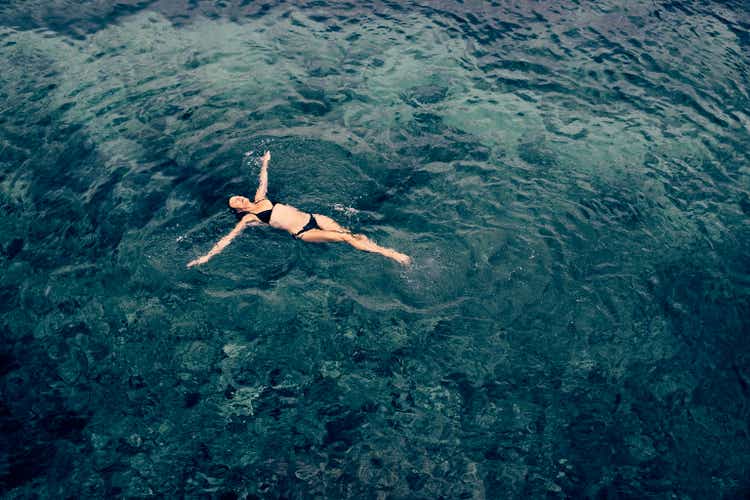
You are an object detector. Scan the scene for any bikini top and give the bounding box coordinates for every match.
[234,200,274,224]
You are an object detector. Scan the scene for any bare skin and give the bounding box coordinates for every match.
[187,150,411,267]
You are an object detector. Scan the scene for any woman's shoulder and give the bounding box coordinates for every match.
[254,198,274,208]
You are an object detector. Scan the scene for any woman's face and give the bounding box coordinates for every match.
[228,196,252,210]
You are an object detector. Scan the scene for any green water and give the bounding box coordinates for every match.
[1,1,749,498]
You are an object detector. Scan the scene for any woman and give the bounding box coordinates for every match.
[187,151,411,267]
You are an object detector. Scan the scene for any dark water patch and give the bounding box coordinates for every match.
[410,138,490,164]
[399,113,491,165]
[291,96,332,117]
[652,248,750,351]
[740,193,750,216]
[578,189,649,229]
[0,336,93,490]
[400,83,448,106]
[0,442,57,490]
[517,134,557,169]
[3,237,23,259]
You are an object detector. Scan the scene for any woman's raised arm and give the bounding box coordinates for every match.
[254,150,271,202]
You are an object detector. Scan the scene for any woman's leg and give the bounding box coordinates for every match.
[311,214,350,233]
[299,229,411,265]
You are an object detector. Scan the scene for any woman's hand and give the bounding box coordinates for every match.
[261,150,271,163]
[187,255,209,268]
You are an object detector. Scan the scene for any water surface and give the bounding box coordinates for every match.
[1,1,749,498]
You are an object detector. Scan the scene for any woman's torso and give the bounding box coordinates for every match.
[238,199,311,234]
[267,203,310,233]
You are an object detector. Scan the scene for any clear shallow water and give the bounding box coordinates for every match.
[1,1,749,498]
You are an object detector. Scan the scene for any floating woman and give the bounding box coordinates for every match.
[187,151,411,267]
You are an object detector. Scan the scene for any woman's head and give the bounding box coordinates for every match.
[228,195,252,212]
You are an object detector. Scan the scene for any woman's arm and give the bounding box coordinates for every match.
[254,150,271,202]
[187,215,259,267]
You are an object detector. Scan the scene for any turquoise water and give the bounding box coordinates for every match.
[1,1,749,498]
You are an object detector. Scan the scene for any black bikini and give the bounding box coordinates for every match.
[233,199,320,238]
[235,199,274,223]
[255,208,273,224]
[294,214,321,239]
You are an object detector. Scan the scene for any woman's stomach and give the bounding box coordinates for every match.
[268,203,310,233]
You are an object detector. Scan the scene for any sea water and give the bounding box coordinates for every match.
[1,1,749,498]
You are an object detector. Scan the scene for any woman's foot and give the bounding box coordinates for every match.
[388,250,411,265]
[345,234,411,265]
